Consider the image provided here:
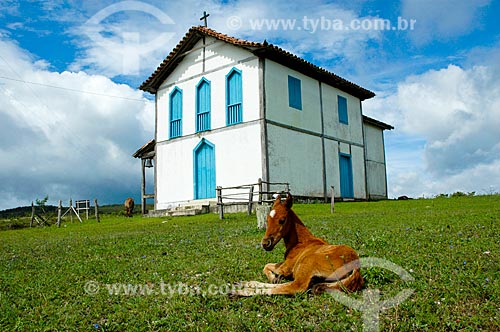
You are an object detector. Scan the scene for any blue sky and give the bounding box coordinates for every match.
[1,0,499,209]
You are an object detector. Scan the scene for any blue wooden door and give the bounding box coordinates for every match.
[339,154,354,198]
[194,140,216,199]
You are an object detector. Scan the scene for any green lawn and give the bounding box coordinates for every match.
[1,196,498,331]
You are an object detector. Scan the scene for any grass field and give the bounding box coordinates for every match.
[1,196,498,331]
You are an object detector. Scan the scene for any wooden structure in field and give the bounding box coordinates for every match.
[132,139,155,215]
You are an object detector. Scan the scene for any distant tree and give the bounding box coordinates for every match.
[35,195,49,213]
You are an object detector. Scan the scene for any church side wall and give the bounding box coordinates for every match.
[363,123,388,199]
[266,124,324,197]
[264,59,367,199]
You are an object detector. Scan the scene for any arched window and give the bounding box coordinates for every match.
[226,68,242,125]
[169,87,182,138]
[196,78,211,132]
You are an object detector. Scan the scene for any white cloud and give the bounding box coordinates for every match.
[365,56,500,198]
[210,0,383,73]
[65,0,388,84]
[2,0,497,209]
[0,38,154,210]
[22,0,393,109]
[68,1,187,80]
[401,0,491,45]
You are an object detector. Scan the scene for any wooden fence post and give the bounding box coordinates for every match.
[57,200,62,227]
[69,199,73,223]
[217,186,224,220]
[141,158,146,215]
[30,202,34,227]
[248,185,254,215]
[330,186,335,214]
[258,178,263,204]
[94,199,100,223]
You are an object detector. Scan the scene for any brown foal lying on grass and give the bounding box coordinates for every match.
[233,193,363,296]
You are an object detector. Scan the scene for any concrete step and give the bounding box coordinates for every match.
[167,207,207,217]
[147,203,212,217]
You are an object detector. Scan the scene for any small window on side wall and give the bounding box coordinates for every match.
[288,75,302,110]
[338,95,348,124]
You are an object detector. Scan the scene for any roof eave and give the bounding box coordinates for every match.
[363,115,394,130]
[140,30,205,93]
[133,139,156,158]
[140,26,376,101]
[252,46,375,101]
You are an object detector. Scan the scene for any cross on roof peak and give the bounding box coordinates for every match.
[200,11,210,27]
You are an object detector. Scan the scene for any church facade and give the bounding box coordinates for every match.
[138,26,392,210]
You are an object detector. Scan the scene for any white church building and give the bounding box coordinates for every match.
[136,26,393,212]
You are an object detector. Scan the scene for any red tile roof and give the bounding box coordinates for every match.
[140,26,375,100]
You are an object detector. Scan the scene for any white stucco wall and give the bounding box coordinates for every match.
[321,84,363,145]
[262,58,367,199]
[364,123,388,199]
[264,60,322,134]
[155,123,263,209]
[364,123,386,163]
[351,145,367,199]
[324,139,339,195]
[151,37,381,207]
[266,124,324,197]
[153,39,263,208]
[324,141,367,199]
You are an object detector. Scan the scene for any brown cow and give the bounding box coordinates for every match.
[124,198,135,217]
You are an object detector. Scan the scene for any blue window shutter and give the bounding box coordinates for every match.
[226,68,243,125]
[196,78,211,132]
[338,95,348,124]
[169,87,182,138]
[288,75,302,110]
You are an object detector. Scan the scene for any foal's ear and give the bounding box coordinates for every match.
[285,193,293,209]
[273,194,281,207]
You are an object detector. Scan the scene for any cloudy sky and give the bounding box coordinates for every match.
[0,0,499,210]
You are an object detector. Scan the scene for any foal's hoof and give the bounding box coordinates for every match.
[311,283,327,295]
[272,276,282,284]
[229,282,250,297]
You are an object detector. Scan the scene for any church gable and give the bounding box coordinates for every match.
[140,26,375,101]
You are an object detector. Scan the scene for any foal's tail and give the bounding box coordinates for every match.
[312,268,364,294]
